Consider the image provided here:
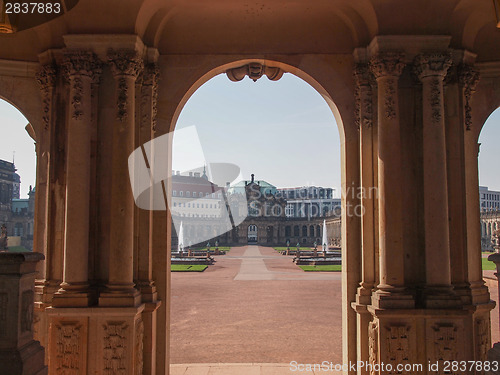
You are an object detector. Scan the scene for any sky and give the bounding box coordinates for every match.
[0,99,36,198]
[1,72,500,199]
[172,73,342,193]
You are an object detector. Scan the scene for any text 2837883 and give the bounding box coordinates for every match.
[5,2,61,14]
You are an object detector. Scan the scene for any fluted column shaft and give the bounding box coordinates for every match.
[370,52,413,308]
[100,50,143,306]
[34,64,56,284]
[354,63,376,304]
[53,52,100,307]
[414,53,457,306]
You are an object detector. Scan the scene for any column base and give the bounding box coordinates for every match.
[0,340,47,375]
[371,288,414,309]
[99,286,141,307]
[52,281,94,307]
[422,286,462,309]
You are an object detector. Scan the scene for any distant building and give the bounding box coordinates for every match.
[277,186,341,218]
[170,169,224,218]
[481,209,500,251]
[0,159,20,203]
[479,186,500,210]
[171,173,341,247]
[0,159,34,250]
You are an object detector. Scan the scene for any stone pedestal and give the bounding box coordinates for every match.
[367,306,490,374]
[0,252,47,375]
[46,305,146,374]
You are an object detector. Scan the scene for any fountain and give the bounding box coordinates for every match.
[293,219,342,266]
[171,222,214,265]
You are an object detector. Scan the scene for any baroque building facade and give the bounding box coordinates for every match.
[0,1,500,374]
[171,173,342,248]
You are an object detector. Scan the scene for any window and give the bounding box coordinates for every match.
[193,192,197,197]
[218,193,222,198]
[180,191,184,197]
[186,191,191,197]
[173,190,177,196]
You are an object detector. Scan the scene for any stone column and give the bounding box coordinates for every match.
[53,51,100,307]
[353,62,376,374]
[33,64,55,285]
[0,252,47,375]
[461,65,491,304]
[369,52,413,308]
[414,53,459,307]
[99,50,143,307]
[137,62,162,375]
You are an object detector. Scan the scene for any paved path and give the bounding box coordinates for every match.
[171,245,500,369]
[170,363,342,375]
[233,246,341,281]
[171,245,343,365]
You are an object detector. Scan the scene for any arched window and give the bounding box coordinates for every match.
[179,191,184,197]
[309,225,315,237]
[294,225,299,237]
[302,225,307,237]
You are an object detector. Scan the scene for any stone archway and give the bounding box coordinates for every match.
[1,1,500,374]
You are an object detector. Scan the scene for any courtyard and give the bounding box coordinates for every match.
[171,246,500,372]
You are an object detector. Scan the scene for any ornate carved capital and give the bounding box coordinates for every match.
[141,64,160,132]
[108,50,143,121]
[428,77,442,123]
[383,78,397,119]
[354,63,372,87]
[458,64,480,131]
[226,63,284,82]
[369,52,405,79]
[35,64,56,130]
[63,51,100,78]
[35,64,56,90]
[108,50,144,78]
[63,52,101,120]
[354,64,374,128]
[414,52,452,80]
[142,63,159,87]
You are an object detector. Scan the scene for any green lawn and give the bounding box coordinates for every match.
[299,265,342,272]
[191,246,231,252]
[171,265,208,272]
[274,247,315,252]
[482,257,497,270]
[7,246,31,253]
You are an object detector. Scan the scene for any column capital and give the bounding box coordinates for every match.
[35,64,57,130]
[353,63,373,87]
[63,50,101,78]
[35,64,56,90]
[414,52,452,80]
[458,64,480,89]
[108,49,144,78]
[142,63,159,86]
[369,52,405,79]
[458,64,480,131]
